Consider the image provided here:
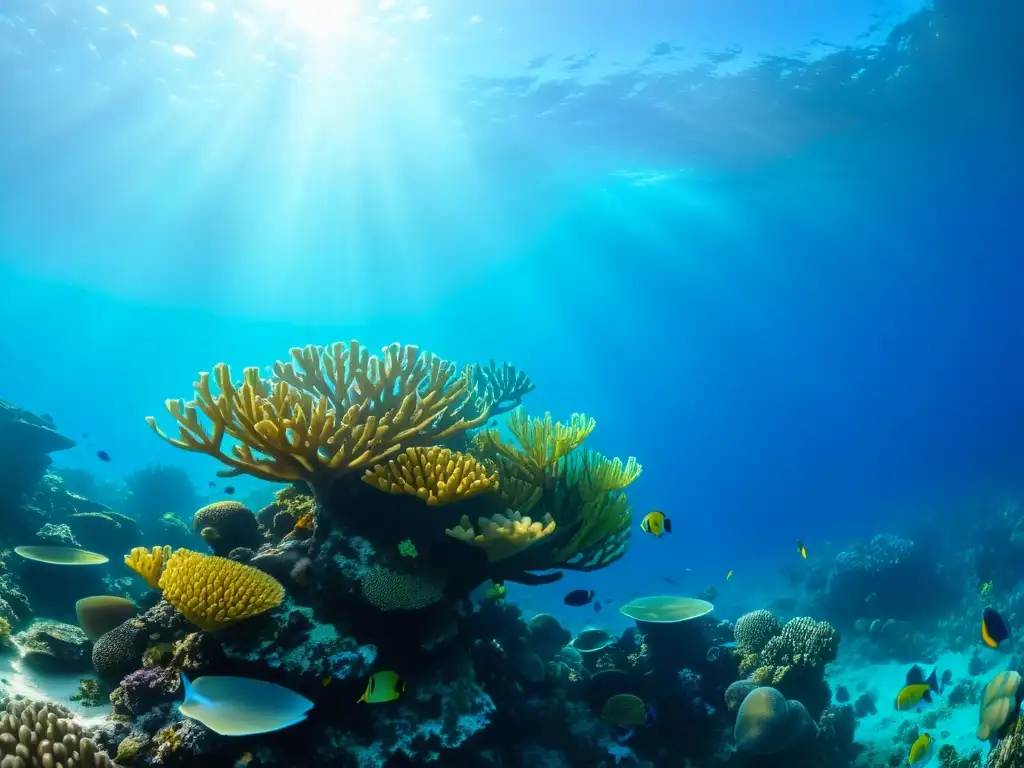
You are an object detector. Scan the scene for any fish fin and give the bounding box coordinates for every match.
[664,518,672,534]
[616,727,635,744]
[927,667,939,693]
[921,689,932,703]
[640,519,649,533]
[906,665,924,686]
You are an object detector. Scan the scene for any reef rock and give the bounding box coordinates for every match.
[16,620,91,674]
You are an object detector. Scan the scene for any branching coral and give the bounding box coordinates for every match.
[471,409,637,574]
[362,446,498,505]
[445,512,556,562]
[125,545,172,588]
[146,341,489,485]
[158,548,284,631]
[470,360,535,416]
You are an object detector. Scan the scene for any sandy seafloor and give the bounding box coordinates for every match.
[828,648,1008,766]
[0,643,112,726]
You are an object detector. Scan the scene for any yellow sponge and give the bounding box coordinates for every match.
[158,548,284,632]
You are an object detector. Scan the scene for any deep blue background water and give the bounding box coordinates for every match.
[1,0,1022,631]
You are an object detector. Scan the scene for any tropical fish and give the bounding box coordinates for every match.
[563,589,595,607]
[726,570,733,580]
[359,671,406,704]
[484,582,506,601]
[895,665,943,712]
[594,601,602,613]
[178,673,313,736]
[797,540,807,559]
[96,450,111,462]
[640,511,671,537]
[982,607,1011,648]
[225,486,236,495]
[908,732,933,766]
[14,546,109,566]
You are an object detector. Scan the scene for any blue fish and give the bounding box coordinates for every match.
[179,673,314,736]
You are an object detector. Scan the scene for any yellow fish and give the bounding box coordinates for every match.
[908,732,933,765]
[797,539,807,559]
[640,511,672,537]
[358,671,406,704]
[895,684,934,712]
[726,570,733,581]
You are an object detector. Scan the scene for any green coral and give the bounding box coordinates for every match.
[69,678,107,707]
[116,736,149,764]
[398,539,418,558]
[471,408,637,574]
[760,617,839,669]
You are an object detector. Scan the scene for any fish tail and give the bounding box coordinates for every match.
[927,667,939,693]
[179,673,203,707]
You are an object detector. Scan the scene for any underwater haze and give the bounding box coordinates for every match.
[1,0,1024,765]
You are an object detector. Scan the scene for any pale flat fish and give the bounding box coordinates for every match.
[14,545,109,565]
[179,673,314,736]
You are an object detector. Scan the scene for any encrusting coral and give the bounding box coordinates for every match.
[362,446,498,506]
[124,545,171,589]
[147,341,490,485]
[157,548,284,631]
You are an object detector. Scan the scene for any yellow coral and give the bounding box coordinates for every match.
[477,409,594,477]
[158,548,284,632]
[446,512,556,562]
[125,545,172,589]
[147,341,489,485]
[362,446,498,505]
[579,450,642,496]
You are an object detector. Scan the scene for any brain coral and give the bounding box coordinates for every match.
[725,680,759,713]
[158,549,284,632]
[0,697,119,767]
[977,670,1022,741]
[92,621,146,682]
[760,617,839,669]
[734,686,813,755]
[192,501,261,555]
[734,610,783,654]
[360,566,446,612]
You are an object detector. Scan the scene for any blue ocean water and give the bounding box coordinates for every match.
[1,0,1022,641]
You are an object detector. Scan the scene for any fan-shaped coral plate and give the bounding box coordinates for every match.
[619,596,713,624]
[14,545,109,565]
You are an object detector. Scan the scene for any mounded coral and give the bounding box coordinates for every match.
[735,609,784,654]
[734,686,814,755]
[192,501,262,556]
